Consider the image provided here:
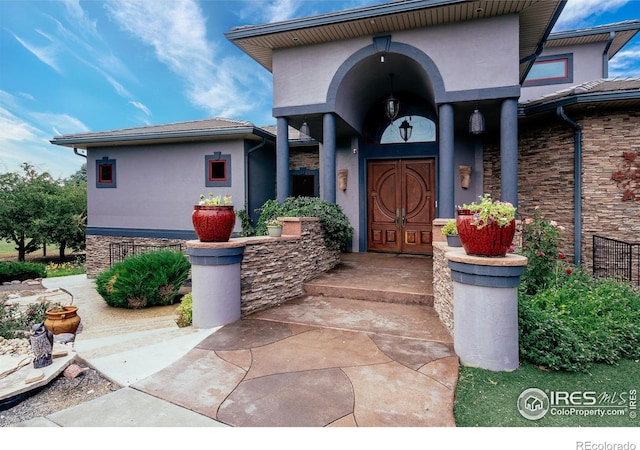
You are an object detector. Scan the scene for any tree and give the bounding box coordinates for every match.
[0,163,87,261]
[0,164,57,261]
[43,177,87,259]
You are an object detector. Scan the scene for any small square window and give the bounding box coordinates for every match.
[209,160,227,181]
[96,157,116,188]
[205,154,231,187]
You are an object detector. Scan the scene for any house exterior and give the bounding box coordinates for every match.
[51,0,639,277]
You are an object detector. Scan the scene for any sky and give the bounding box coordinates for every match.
[1,0,639,180]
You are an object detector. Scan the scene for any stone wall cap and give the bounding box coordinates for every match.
[186,239,247,249]
[278,217,320,222]
[446,247,528,267]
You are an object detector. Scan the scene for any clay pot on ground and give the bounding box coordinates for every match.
[44,306,81,335]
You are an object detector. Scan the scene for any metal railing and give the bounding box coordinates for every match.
[592,235,640,287]
[109,241,184,267]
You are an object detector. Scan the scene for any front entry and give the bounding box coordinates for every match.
[367,159,435,254]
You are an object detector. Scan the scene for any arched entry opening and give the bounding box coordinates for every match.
[361,91,438,255]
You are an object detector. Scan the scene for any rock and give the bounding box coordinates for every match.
[25,369,44,384]
[63,364,88,379]
[10,280,21,285]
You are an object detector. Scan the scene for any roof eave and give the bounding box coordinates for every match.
[51,127,274,149]
[519,89,640,116]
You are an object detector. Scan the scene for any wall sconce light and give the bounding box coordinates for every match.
[459,165,472,189]
[337,169,348,191]
[399,118,413,142]
[384,73,400,121]
[469,107,485,134]
[213,151,222,160]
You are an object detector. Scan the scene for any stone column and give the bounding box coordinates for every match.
[276,116,290,202]
[322,113,336,203]
[438,103,455,218]
[186,240,245,328]
[500,98,518,209]
[447,248,527,371]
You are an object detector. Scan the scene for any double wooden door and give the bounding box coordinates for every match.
[367,159,435,254]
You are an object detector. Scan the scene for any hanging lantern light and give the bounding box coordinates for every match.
[469,107,485,134]
[399,118,413,142]
[384,73,400,121]
[300,119,311,138]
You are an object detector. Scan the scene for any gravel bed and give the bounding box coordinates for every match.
[1,286,119,427]
[0,367,119,426]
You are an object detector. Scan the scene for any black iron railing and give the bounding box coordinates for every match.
[109,241,184,267]
[592,235,640,287]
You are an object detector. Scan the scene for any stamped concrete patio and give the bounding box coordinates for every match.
[133,252,458,427]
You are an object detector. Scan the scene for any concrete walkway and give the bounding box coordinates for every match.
[8,253,457,427]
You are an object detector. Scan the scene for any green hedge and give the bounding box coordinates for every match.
[95,250,190,309]
[519,269,640,372]
[254,197,354,251]
[0,261,47,283]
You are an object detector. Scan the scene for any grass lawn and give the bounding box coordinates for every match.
[0,239,62,260]
[455,359,640,427]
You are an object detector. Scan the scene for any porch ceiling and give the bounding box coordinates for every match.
[225,0,565,83]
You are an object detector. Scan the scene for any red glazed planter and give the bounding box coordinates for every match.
[456,209,516,257]
[192,205,236,242]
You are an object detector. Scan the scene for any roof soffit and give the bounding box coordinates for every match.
[226,0,564,76]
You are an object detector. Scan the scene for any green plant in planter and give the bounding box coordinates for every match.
[461,193,516,228]
[441,219,458,236]
[266,219,283,227]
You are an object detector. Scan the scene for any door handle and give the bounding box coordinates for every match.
[395,208,401,228]
[401,208,406,228]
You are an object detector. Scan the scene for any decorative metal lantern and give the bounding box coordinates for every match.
[469,107,485,134]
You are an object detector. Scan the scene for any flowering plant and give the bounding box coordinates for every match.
[459,194,516,228]
[441,219,458,236]
[266,219,283,227]
[198,193,232,206]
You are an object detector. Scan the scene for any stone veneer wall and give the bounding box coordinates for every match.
[432,242,453,336]
[85,235,187,278]
[86,217,340,316]
[484,109,640,270]
[240,217,340,315]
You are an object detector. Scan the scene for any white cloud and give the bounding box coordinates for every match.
[30,112,90,136]
[0,107,39,142]
[12,32,62,74]
[62,0,100,38]
[105,0,268,120]
[130,101,151,116]
[610,45,640,78]
[553,0,630,30]
[0,93,87,177]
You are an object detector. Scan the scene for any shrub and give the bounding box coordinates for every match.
[95,250,190,309]
[255,197,354,251]
[175,293,192,328]
[519,268,640,371]
[519,207,565,296]
[0,261,47,283]
[0,297,59,339]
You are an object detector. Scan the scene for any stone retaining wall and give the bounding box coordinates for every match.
[86,217,340,316]
[239,217,340,315]
[432,242,453,336]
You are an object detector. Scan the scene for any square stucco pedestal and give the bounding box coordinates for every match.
[447,248,527,372]
[187,240,245,329]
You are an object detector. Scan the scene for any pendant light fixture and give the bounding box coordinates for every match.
[384,73,400,121]
[469,107,485,134]
[300,119,311,138]
[399,118,413,142]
